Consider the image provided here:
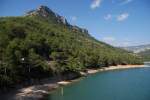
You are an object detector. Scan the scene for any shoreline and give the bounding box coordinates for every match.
[86,65,146,74]
[2,64,148,100]
[57,65,146,86]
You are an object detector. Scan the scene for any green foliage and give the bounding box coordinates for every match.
[0,16,143,88]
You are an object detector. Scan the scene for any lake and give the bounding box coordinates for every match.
[48,66,150,100]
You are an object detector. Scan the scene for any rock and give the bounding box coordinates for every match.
[26,5,89,34]
[56,15,68,25]
[14,84,59,100]
[26,5,68,25]
[71,25,88,33]
[81,28,88,33]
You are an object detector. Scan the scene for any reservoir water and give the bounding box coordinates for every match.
[48,66,150,100]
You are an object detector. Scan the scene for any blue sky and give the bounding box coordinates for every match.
[0,0,150,47]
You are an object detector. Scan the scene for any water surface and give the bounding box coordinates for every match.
[49,66,150,100]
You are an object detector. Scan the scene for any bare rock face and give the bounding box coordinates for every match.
[26,5,68,25]
[81,28,88,33]
[26,6,53,17]
[56,14,68,25]
[37,5,55,17]
[71,25,88,33]
[26,5,88,34]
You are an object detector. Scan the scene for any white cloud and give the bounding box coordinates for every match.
[116,13,129,21]
[90,0,102,9]
[102,37,132,47]
[71,16,77,22]
[102,36,115,42]
[104,14,112,20]
[120,0,133,5]
[103,13,129,22]
[102,36,118,46]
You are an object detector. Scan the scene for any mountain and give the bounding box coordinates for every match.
[0,6,143,88]
[26,5,89,35]
[122,44,150,53]
[121,44,150,61]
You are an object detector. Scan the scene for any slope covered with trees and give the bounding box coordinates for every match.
[0,6,143,89]
[138,49,150,61]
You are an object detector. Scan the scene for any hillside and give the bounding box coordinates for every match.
[0,6,143,89]
[138,49,150,61]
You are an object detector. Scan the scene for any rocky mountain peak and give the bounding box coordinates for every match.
[26,5,53,17]
[36,5,55,17]
[26,5,68,25]
[26,5,88,34]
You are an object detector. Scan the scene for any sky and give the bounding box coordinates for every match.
[0,0,150,47]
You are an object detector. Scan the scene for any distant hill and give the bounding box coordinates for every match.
[138,49,150,61]
[122,44,150,53]
[0,5,143,88]
[121,44,150,61]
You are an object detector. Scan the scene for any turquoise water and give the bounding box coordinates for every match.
[48,66,150,100]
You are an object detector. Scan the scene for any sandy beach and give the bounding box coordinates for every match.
[2,64,148,100]
[87,65,146,74]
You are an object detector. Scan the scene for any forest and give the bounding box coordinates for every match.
[0,6,143,89]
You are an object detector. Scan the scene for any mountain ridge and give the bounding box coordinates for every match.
[121,44,150,53]
[26,5,89,35]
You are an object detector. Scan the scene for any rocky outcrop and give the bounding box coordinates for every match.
[70,25,88,34]
[14,84,58,100]
[26,6,54,17]
[56,14,68,25]
[26,5,68,25]
[26,5,88,34]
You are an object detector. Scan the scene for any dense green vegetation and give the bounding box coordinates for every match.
[0,7,143,89]
[138,50,150,61]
